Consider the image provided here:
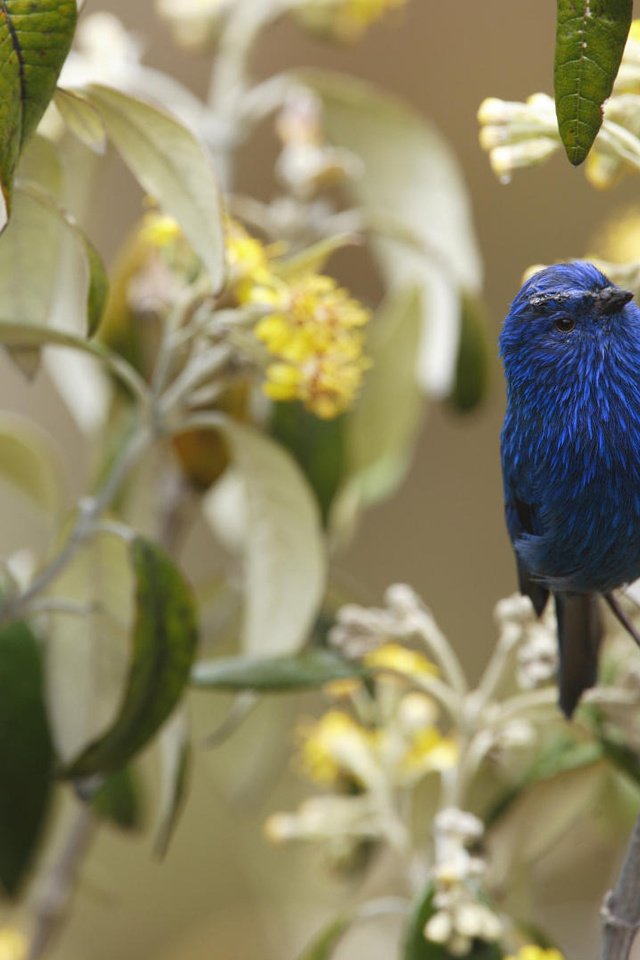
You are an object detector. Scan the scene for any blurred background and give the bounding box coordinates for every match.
[2,1,640,957]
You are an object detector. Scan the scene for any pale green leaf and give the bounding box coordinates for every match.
[45,534,134,764]
[85,84,225,290]
[486,759,607,884]
[18,180,109,335]
[0,0,77,218]
[154,709,191,858]
[0,180,108,375]
[54,88,107,154]
[202,417,326,656]
[0,411,63,514]
[307,71,482,396]
[340,285,424,511]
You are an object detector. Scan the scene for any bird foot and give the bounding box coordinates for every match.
[604,593,640,648]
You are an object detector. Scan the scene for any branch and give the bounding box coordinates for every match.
[26,803,96,960]
[601,812,640,960]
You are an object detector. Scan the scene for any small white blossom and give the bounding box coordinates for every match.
[435,807,483,843]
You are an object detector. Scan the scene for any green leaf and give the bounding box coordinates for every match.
[62,537,199,779]
[18,180,109,336]
[54,88,107,155]
[192,648,366,692]
[296,916,352,960]
[0,179,108,375]
[90,767,144,832]
[555,0,633,165]
[0,0,77,219]
[0,411,63,513]
[204,417,326,656]
[404,886,503,960]
[447,291,489,414]
[306,71,482,397]
[343,286,424,508]
[154,710,191,858]
[84,84,225,290]
[601,735,640,789]
[0,620,55,896]
[486,734,604,826]
[486,749,606,875]
[270,402,346,523]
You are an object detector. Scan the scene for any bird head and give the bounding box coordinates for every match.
[500,262,636,378]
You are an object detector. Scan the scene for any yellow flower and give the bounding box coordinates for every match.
[223,220,371,417]
[295,0,407,42]
[253,272,371,418]
[298,710,377,786]
[225,218,275,292]
[402,727,458,776]
[506,948,565,960]
[138,212,182,249]
[364,643,438,678]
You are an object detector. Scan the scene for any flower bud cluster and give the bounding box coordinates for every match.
[494,594,557,691]
[424,809,503,956]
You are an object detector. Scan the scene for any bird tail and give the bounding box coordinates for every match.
[554,592,602,718]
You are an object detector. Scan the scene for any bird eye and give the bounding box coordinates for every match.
[554,316,576,333]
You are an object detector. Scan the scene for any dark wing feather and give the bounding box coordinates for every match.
[511,496,549,616]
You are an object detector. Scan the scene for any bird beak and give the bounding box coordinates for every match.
[595,286,634,314]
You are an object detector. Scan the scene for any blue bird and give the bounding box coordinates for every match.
[500,261,640,717]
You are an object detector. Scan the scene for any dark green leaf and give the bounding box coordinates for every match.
[447,291,489,413]
[296,916,352,960]
[62,537,199,779]
[192,648,367,692]
[270,402,346,524]
[404,886,503,959]
[0,620,54,896]
[0,0,77,215]
[601,735,640,789]
[90,767,144,832]
[555,0,632,165]
[486,734,603,826]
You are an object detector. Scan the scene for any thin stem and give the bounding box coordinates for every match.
[412,609,468,698]
[0,424,151,626]
[26,804,96,960]
[601,812,640,960]
[207,0,278,188]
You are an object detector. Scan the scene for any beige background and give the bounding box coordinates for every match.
[3,2,640,958]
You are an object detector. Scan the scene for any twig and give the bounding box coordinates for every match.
[601,812,640,959]
[26,804,96,960]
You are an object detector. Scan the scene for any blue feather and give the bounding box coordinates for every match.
[500,262,640,715]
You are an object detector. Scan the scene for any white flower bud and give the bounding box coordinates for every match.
[424,911,452,945]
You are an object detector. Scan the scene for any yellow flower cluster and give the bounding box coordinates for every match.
[295,0,408,42]
[298,692,457,790]
[506,948,564,960]
[226,220,371,419]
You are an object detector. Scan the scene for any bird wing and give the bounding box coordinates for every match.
[503,478,549,616]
